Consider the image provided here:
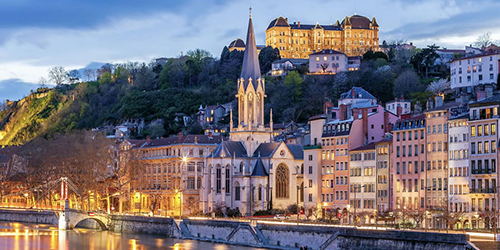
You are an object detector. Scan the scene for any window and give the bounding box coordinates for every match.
[235,182,241,201]
[216,165,222,193]
[226,167,230,194]
[276,164,289,198]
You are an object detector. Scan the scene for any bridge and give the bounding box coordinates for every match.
[58,200,111,230]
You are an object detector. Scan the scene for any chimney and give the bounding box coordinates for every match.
[396,106,402,116]
[384,111,389,132]
[194,136,198,144]
[146,135,151,144]
[410,42,413,46]
[476,90,487,101]
[353,109,360,120]
[351,88,355,98]
[435,95,444,108]
[178,132,183,140]
[208,131,213,139]
[426,98,434,110]
[339,105,347,120]
[361,109,368,144]
[298,21,301,27]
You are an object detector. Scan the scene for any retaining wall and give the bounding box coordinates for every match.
[0,210,57,225]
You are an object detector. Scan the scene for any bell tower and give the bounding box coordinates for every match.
[230,8,273,156]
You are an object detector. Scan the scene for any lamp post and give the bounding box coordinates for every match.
[296,185,300,221]
[474,212,479,229]
[175,189,183,219]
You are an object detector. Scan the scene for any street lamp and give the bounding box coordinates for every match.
[176,189,183,219]
[474,212,479,229]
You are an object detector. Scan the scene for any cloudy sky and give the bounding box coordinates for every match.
[1,0,500,102]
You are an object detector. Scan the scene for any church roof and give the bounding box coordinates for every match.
[252,142,303,160]
[209,141,248,158]
[251,155,269,176]
[287,144,304,160]
[253,143,280,157]
[240,12,262,88]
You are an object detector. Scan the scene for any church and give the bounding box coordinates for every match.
[201,11,304,216]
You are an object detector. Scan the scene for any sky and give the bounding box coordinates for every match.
[1,0,500,102]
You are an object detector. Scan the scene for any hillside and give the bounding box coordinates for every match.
[0,47,437,146]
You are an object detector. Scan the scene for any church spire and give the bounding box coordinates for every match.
[240,7,261,88]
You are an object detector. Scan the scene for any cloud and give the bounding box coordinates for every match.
[0,79,38,102]
[1,0,500,100]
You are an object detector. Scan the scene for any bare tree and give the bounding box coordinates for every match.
[393,70,424,98]
[48,66,69,86]
[38,77,48,89]
[306,205,320,220]
[474,32,493,50]
[427,79,450,94]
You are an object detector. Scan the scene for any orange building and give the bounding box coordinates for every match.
[266,14,379,58]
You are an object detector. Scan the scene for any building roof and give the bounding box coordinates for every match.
[253,143,280,157]
[351,142,376,151]
[229,38,245,48]
[393,115,426,131]
[287,144,304,159]
[139,135,223,149]
[340,87,376,100]
[310,49,345,56]
[347,15,372,29]
[267,16,290,29]
[470,94,500,107]
[424,102,460,112]
[209,141,247,158]
[450,52,499,63]
[251,156,269,176]
[273,58,308,66]
[240,13,262,88]
[309,114,327,121]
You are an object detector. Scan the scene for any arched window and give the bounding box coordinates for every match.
[258,186,263,201]
[216,164,222,193]
[225,164,231,194]
[235,182,241,201]
[276,164,289,198]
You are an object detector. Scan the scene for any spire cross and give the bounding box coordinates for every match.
[249,7,252,18]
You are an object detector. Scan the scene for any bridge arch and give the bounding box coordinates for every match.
[74,217,108,230]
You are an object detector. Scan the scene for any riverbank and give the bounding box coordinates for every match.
[0,209,472,250]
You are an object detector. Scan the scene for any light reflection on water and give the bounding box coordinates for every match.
[0,222,264,250]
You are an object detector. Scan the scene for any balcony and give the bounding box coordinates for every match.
[471,168,493,175]
[470,188,496,194]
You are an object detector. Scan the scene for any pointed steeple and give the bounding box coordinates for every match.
[344,16,351,26]
[240,7,261,88]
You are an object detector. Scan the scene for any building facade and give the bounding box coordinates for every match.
[266,14,379,58]
[450,53,499,92]
[308,49,348,74]
[202,13,304,216]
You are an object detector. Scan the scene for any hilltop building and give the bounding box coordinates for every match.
[265,14,379,58]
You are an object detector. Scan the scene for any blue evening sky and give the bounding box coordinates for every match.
[0,0,499,101]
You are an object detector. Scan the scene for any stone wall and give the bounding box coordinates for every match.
[0,209,471,250]
[0,210,58,225]
[110,215,179,237]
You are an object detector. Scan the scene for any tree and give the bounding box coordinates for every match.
[284,71,304,103]
[474,32,493,50]
[38,77,48,89]
[393,70,424,98]
[427,78,450,94]
[84,69,95,82]
[99,72,112,84]
[48,66,68,86]
[68,70,80,84]
[259,46,281,74]
[306,205,320,220]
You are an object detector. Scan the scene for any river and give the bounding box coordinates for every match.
[0,221,264,250]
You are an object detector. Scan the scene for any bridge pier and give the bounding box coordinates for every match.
[58,200,70,230]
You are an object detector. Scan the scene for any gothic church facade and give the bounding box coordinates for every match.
[201,12,304,216]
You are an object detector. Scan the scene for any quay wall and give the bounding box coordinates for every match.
[0,209,471,250]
